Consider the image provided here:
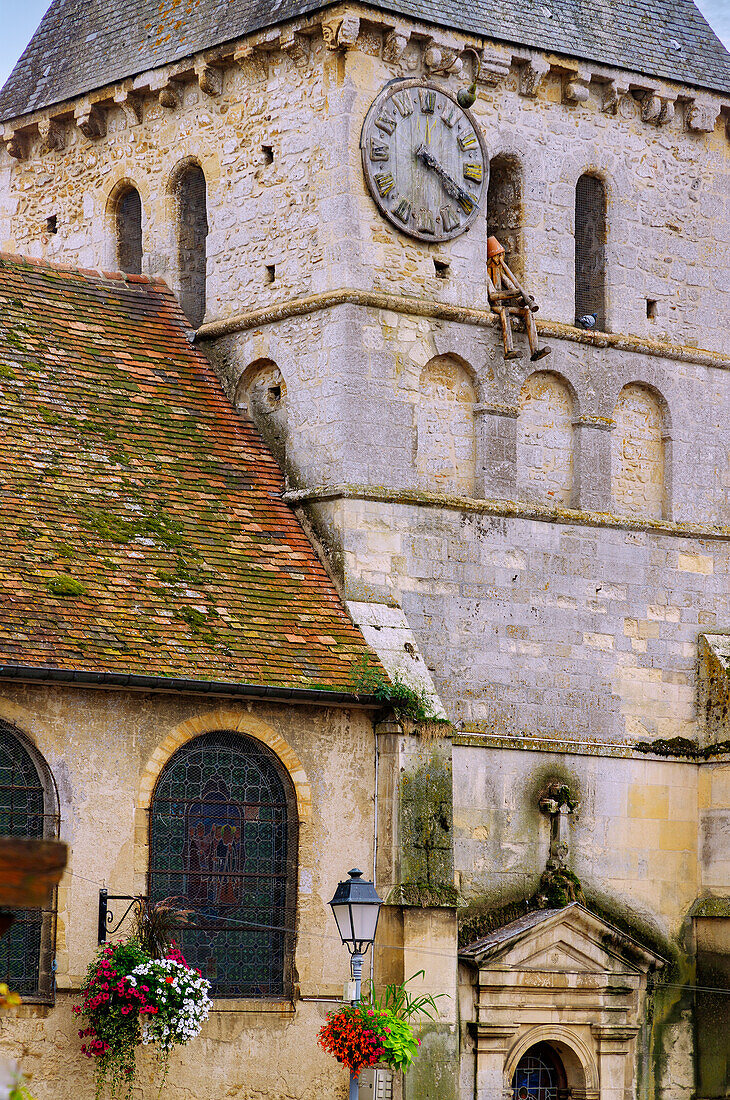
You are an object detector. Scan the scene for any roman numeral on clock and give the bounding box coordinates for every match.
[440,204,460,231]
[392,91,414,117]
[370,139,390,161]
[375,113,396,134]
[419,90,436,114]
[458,131,477,150]
[393,198,412,223]
[374,172,395,196]
[441,105,457,127]
[417,207,435,234]
[456,192,476,215]
[463,162,483,182]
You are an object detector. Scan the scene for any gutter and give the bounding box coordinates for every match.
[0,664,380,709]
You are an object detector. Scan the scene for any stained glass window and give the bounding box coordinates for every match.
[0,723,58,999]
[575,173,607,330]
[512,1045,563,1100]
[149,731,296,999]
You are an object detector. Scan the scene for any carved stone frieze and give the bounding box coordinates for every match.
[322,14,360,50]
[196,62,223,97]
[685,97,720,132]
[74,103,106,140]
[382,30,409,63]
[3,130,28,161]
[564,75,590,104]
[518,56,550,97]
[38,117,65,153]
[477,49,511,86]
[158,85,179,110]
[279,27,309,65]
[601,77,630,113]
[113,88,143,125]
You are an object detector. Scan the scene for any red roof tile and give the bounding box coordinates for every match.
[0,252,377,693]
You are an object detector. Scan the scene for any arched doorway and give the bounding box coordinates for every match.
[512,1043,569,1100]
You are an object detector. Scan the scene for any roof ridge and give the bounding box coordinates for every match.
[0,250,170,290]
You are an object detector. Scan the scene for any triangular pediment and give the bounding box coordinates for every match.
[517,938,605,974]
[460,903,665,977]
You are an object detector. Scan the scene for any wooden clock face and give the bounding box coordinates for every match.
[360,79,488,242]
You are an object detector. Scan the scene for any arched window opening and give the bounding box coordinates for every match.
[512,1043,568,1100]
[235,360,287,470]
[0,723,58,999]
[575,174,606,330]
[416,356,476,496]
[116,186,142,275]
[517,372,574,506]
[611,383,665,519]
[176,164,208,328]
[149,731,297,999]
[487,155,523,279]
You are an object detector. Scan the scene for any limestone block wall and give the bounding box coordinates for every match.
[0,6,728,353]
[209,304,729,527]
[0,684,376,1100]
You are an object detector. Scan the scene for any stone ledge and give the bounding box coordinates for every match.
[194,290,730,370]
[283,485,730,541]
[452,730,716,761]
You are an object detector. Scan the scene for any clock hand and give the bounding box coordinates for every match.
[415,144,480,212]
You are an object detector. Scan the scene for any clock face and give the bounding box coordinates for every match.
[360,79,488,243]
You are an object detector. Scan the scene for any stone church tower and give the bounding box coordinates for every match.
[1,2,729,1099]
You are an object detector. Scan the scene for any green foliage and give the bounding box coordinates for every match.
[47,573,86,597]
[350,656,438,720]
[132,898,193,960]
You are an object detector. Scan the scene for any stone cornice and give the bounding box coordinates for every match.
[194,289,730,370]
[2,2,729,156]
[282,483,730,541]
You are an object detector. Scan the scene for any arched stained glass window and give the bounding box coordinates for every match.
[512,1044,566,1100]
[149,732,296,999]
[0,723,58,998]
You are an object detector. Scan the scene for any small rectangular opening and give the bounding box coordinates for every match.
[434,259,450,280]
[646,299,658,320]
[265,264,276,284]
[262,145,274,165]
[46,215,58,235]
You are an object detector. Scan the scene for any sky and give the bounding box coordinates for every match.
[0,0,729,87]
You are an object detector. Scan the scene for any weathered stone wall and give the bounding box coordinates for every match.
[1,9,729,353]
[0,684,376,1100]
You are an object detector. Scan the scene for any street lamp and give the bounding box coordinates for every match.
[329,868,384,1100]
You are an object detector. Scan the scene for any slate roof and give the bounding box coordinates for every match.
[1,0,729,123]
[0,252,378,692]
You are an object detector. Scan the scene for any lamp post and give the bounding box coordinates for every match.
[329,868,383,1100]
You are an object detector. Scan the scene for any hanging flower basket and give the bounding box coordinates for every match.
[317,973,443,1078]
[74,902,211,1099]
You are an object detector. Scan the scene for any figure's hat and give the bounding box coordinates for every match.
[487,236,505,258]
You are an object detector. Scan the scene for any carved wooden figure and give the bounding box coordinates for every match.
[486,235,551,362]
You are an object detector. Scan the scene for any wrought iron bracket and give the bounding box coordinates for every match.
[98,888,147,944]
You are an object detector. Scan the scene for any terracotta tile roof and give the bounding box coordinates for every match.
[0,0,728,124]
[0,252,377,693]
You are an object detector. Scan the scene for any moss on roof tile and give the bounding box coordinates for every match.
[0,252,379,693]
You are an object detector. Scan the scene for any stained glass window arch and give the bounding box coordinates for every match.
[512,1043,568,1100]
[148,731,297,999]
[0,722,59,999]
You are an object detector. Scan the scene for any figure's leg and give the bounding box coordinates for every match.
[496,306,522,360]
[522,308,551,361]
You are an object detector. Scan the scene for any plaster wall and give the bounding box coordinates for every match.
[0,684,375,1100]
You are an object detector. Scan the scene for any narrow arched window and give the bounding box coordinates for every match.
[149,732,297,998]
[487,155,523,279]
[176,164,208,328]
[0,723,58,999]
[235,359,288,470]
[575,174,606,330]
[116,186,142,275]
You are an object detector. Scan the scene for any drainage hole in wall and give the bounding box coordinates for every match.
[434,259,450,279]
[265,264,276,284]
